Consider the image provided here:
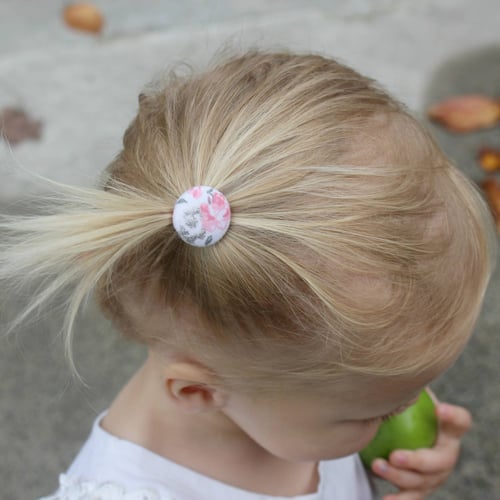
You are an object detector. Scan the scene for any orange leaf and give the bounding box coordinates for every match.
[63,2,104,34]
[481,178,500,232]
[478,148,500,173]
[427,95,500,133]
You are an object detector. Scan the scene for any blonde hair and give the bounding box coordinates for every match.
[0,48,496,392]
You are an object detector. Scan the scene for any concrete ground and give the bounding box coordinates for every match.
[1,1,499,499]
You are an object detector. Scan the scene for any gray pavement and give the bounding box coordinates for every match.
[1,1,499,499]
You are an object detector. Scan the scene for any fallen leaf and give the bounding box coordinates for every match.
[478,147,500,173]
[63,2,104,34]
[0,107,43,145]
[427,95,500,133]
[481,178,500,232]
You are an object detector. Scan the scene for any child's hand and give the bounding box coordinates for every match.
[371,402,472,500]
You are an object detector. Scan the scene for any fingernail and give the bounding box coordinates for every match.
[392,451,408,465]
[437,404,449,418]
[373,459,388,473]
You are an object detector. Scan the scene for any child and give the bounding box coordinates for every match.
[0,48,496,500]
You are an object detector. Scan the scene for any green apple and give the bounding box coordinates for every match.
[359,389,438,468]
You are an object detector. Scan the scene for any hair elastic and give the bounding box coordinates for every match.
[172,186,231,247]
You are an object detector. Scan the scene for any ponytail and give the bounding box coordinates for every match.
[0,179,171,372]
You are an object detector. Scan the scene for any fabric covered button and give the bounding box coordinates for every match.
[172,186,231,247]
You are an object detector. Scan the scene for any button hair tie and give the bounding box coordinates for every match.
[172,186,231,247]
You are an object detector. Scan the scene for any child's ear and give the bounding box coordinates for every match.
[164,362,227,414]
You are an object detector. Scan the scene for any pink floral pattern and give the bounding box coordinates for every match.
[189,186,203,199]
[172,186,231,247]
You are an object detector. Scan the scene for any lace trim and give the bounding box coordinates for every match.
[39,474,173,500]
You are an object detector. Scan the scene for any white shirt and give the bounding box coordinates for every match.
[39,412,374,500]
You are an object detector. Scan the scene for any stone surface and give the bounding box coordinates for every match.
[0,1,499,499]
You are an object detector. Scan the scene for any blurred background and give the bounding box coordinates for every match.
[0,1,499,498]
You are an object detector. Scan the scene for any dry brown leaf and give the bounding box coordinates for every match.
[427,95,500,133]
[0,107,43,145]
[481,178,500,232]
[478,147,500,173]
[63,2,104,34]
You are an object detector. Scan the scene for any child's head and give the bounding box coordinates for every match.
[2,49,496,401]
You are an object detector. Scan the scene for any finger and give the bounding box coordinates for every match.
[383,492,424,500]
[425,386,439,405]
[389,446,459,474]
[372,458,441,490]
[384,492,424,500]
[436,403,472,441]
